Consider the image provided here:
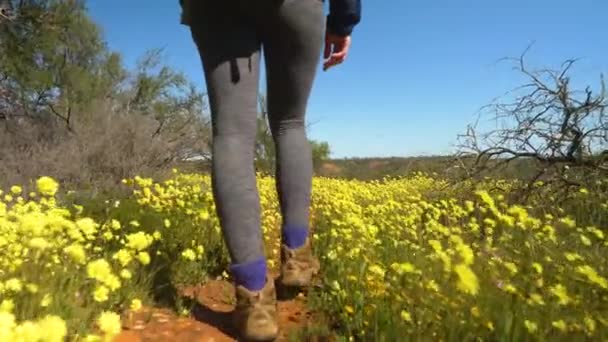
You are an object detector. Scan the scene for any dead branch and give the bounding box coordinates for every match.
[455,49,607,190]
[48,103,73,132]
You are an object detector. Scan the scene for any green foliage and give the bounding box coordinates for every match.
[311,139,331,171]
[0,0,207,127]
[0,0,210,191]
[0,0,122,121]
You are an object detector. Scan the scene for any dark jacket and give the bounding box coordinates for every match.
[179,0,361,36]
[326,0,361,36]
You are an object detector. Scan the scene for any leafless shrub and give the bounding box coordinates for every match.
[456,46,607,197]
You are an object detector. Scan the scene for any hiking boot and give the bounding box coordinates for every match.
[280,238,320,287]
[234,277,279,341]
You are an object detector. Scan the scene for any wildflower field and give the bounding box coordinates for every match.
[1,170,607,341]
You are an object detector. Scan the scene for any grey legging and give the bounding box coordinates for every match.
[189,0,324,265]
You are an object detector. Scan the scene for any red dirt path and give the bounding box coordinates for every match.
[114,277,313,342]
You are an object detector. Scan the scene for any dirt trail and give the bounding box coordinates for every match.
[114,277,312,342]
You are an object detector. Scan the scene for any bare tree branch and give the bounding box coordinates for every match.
[48,103,72,131]
[456,50,607,190]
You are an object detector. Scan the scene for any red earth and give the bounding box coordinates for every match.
[114,277,316,342]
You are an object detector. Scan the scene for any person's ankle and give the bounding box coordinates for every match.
[230,257,267,292]
[282,224,308,249]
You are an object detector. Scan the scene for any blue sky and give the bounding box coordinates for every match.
[87,0,606,158]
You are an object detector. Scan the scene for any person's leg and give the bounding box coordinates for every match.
[188,2,267,292]
[262,0,325,246]
[261,0,325,286]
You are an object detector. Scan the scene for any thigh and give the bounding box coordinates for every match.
[261,0,325,130]
[189,1,262,136]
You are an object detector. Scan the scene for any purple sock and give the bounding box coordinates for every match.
[282,224,308,249]
[229,257,267,291]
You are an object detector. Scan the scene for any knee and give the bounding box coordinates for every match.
[271,118,305,136]
[213,134,256,156]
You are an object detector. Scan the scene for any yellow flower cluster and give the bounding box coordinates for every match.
[0,177,153,340]
[2,171,607,340]
[0,313,66,342]
[305,175,608,339]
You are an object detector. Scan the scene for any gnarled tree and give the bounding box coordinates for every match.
[456,47,607,193]
[0,0,211,189]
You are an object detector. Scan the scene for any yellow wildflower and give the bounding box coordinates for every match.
[120,269,132,279]
[10,186,22,195]
[576,265,608,289]
[181,248,196,261]
[400,310,412,322]
[580,234,591,246]
[137,252,150,265]
[503,262,518,275]
[552,320,567,332]
[549,284,571,305]
[0,300,14,313]
[93,286,109,302]
[524,320,538,333]
[36,177,59,196]
[125,232,153,251]
[584,316,596,334]
[97,311,121,340]
[130,299,143,312]
[528,293,545,306]
[37,315,67,342]
[454,264,479,295]
[40,294,52,307]
[65,244,86,264]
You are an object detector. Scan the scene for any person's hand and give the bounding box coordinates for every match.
[323,32,352,71]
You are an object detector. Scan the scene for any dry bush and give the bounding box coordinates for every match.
[0,99,209,192]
